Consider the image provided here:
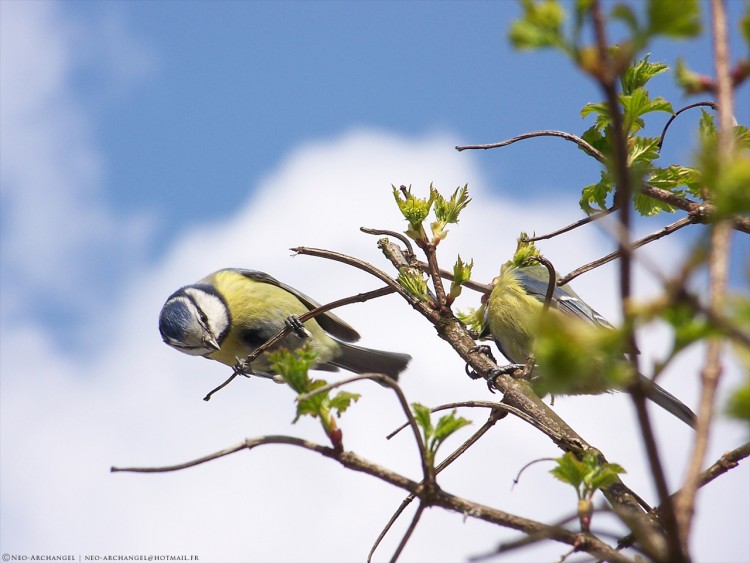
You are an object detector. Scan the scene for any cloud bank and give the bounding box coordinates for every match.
[1,3,747,562]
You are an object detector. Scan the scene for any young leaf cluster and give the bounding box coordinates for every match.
[551,451,625,531]
[393,184,475,307]
[392,184,471,246]
[412,403,472,465]
[269,346,361,450]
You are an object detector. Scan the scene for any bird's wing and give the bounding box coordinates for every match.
[516,269,614,329]
[230,268,361,342]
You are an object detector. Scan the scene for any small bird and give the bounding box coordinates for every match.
[481,260,696,428]
[159,268,411,380]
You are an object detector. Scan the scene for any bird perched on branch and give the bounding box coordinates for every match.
[159,268,411,381]
[480,242,696,428]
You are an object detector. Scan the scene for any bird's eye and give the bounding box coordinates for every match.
[198,310,209,325]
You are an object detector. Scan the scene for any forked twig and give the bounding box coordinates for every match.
[456,130,605,163]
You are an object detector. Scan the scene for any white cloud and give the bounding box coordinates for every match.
[0,1,155,316]
[2,126,747,562]
[1,4,747,563]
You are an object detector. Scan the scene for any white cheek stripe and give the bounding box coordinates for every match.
[184,287,230,341]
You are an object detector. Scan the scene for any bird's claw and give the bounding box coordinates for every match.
[234,358,254,377]
[286,315,312,340]
[469,344,496,363]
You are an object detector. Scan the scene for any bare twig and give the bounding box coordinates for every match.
[389,504,425,563]
[658,101,719,151]
[558,215,697,285]
[361,227,416,257]
[297,373,433,485]
[386,401,540,440]
[456,130,605,163]
[522,207,617,242]
[415,260,492,294]
[202,285,396,401]
[676,0,736,547]
[590,2,680,559]
[370,409,506,562]
[696,441,750,489]
[112,433,628,561]
[620,442,750,551]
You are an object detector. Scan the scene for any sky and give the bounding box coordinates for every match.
[1,1,748,562]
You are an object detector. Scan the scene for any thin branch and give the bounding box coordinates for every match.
[389,504,425,563]
[676,0,736,546]
[297,373,433,485]
[292,246,420,306]
[522,206,617,242]
[369,410,506,563]
[658,101,719,151]
[377,238,671,552]
[202,285,396,401]
[590,1,680,558]
[511,457,557,489]
[415,260,492,294]
[456,130,605,163]
[386,401,541,440]
[696,441,750,489]
[640,184,750,234]
[619,442,750,551]
[112,433,628,561]
[559,215,697,285]
[361,227,416,257]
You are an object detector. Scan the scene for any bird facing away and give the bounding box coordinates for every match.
[482,261,696,428]
[159,268,411,381]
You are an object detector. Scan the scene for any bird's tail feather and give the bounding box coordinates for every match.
[641,376,696,428]
[330,341,411,382]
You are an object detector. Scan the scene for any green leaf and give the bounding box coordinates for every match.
[269,346,318,394]
[457,305,485,334]
[550,452,588,491]
[726,377,750,422]
[713,153,750,216]
[611,3,640,35]
[620,89,673,134]
[329,391,361,416]
[581,102,610,130]
[580,171,613,214]
[397,267,431,302]
[675,58,711,95]
[295,379,328,421]
[621,55,669,95]
[661,302,719,354]
[509,0,567,51]
[393,184,434,240]
[585,461,626,491]
[647,165,701,196]
[699,109,717,141]
[433,184,471,225]
[432,410,472,446]
[647,0,701,38]
[431,184,471,243]
[412,402,433,438]
[581,125,610,155]
[449,255,474,301]
[534,312,634,397]
[628,136,661,166]
[510,233,542,268]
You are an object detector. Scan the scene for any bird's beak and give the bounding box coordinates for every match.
[204,336,221,351]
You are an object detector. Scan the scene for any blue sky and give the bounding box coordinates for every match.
[1,2,749,562]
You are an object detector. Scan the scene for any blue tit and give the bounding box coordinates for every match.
[159,268,411,381]
[481,262,696,428]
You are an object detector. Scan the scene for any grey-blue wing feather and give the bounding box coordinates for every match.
[229,268,361,342]
[515,270,613,329]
